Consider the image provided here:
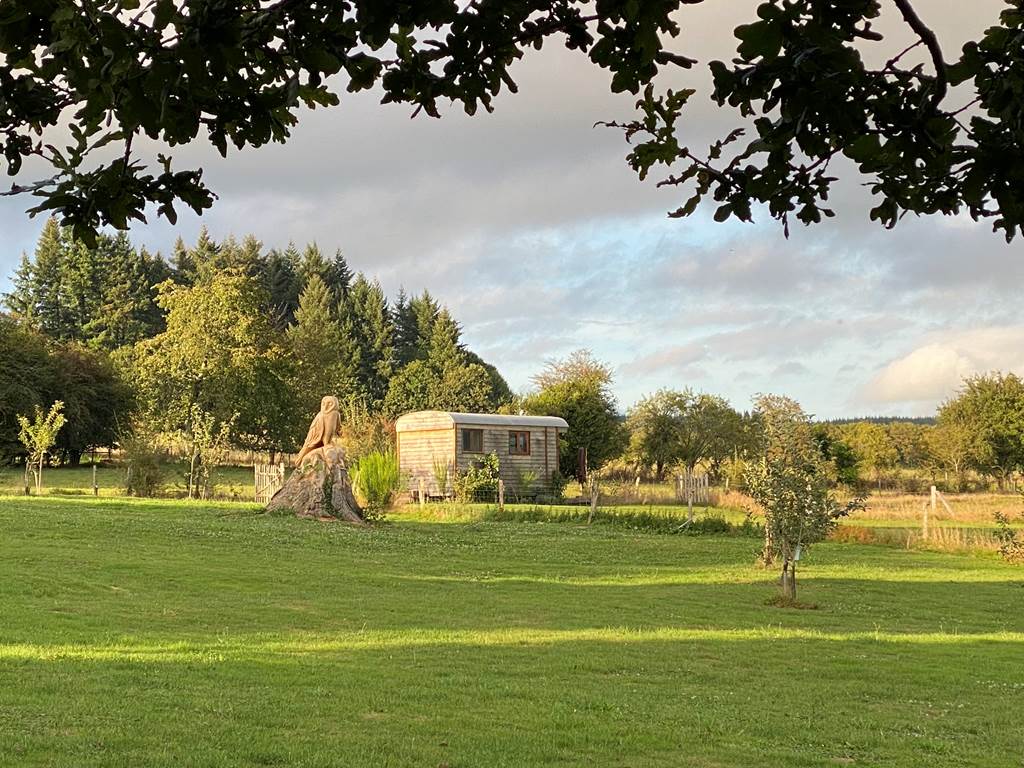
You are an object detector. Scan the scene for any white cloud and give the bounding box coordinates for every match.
[861,326,1024,408]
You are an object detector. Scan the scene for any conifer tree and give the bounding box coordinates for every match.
[190,227,221,282]
[5,252,36,322]
[263,248,301,329]
[287,274,358,417]
[170,236,194,285]
[345,275,395,406]
[24,218,69,337]
[327,249,353,299]
[392,288,420,367]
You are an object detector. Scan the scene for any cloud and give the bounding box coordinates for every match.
[627,343,708,376]
[0,1,1019,419]
[861,326,1024,408]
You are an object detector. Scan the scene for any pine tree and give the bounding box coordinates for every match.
[345,274,395,406]
[326,249,353,299]
[409,290,440,360]
[286,274,358,416]
[83,234,161,349]
[190,227,221,282]
[263,248,301,328]
[5,252,36,321]
[171,236,194,285]
[28,219,71,338]
[393,288,421,367]
[427,308,464,369]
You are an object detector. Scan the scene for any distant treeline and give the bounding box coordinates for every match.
[820,416,936,426]
[1,220,511,463]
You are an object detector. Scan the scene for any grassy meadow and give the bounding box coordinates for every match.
[1,495,1022,767]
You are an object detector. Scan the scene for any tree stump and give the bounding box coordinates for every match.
[266,447,365,524]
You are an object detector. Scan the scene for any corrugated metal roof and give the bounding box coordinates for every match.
[395,410,569,431]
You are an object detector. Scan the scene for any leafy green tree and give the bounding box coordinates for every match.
[523,350,626,479]
[938,373,1024,488]
[842,421,900,489]
[812,424,859,486]
[17,401,66,493]
[746,395,860,601]
[122,270,292,458]
[6,2,1024,244]
[925,420,974,491]
[627,389,742,479]
[48,343,132,465]
[887,421,930,470]
[0,315,52,460]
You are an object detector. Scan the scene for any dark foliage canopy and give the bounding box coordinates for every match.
[2,1,1022,242]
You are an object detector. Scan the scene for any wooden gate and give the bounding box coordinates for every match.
[255,463,286,504]
[676,469,710,505]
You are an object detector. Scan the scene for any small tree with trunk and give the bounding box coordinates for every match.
[745,395,860,603]
[17,401,66,494]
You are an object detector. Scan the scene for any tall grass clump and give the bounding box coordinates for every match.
[349,450,401,520]
[431,456,451,498]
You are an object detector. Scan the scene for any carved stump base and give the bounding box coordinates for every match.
[266,449,364,524]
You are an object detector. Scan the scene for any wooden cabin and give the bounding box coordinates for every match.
[395,411,569,497]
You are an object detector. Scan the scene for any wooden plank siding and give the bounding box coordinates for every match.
[395,412,567,497]
[456,426,558,492]
[397,428,456,496]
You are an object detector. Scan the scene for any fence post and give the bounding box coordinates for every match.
[925,485,935,540]
[498,479,505,512]
[587,478,598,525]
[687,469,695,523]
[92,464,98,497]
[419,477,426,510]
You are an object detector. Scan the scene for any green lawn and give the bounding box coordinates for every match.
[1,496,1022,767]
[0,463,257,500]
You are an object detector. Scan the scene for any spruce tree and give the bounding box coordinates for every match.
[392,288,421,367]
[345,274,395,407]
[263,248,301,329]
[84,234,160,349]
[409,290,440,360]
[287,274,358,417]
[5,252,36,321]
[171,236,194,285]
[326,249,353,299]
[28,219,71,338]
[190,227,220,282]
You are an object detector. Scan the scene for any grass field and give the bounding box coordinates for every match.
[0,463,257,499]
[1,496,1022,767]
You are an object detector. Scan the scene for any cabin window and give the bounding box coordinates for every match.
[462,428,483,453]
[508,430,531,456]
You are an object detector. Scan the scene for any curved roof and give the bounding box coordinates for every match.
[395,410,568,431]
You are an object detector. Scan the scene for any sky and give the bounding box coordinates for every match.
[1,1,1020,419]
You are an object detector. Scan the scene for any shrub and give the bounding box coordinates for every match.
[453,452,500,503]
[994,511,1024,564]
[340,399,395,465]
[121,424,167,498]
[515,468,538,500]
[349,450,401,520]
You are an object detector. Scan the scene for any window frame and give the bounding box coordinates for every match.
[508,430,531,456]
[461,428,484,454]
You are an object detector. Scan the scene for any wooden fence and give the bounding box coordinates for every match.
[675,469,710,506]
[255,463,286,504]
